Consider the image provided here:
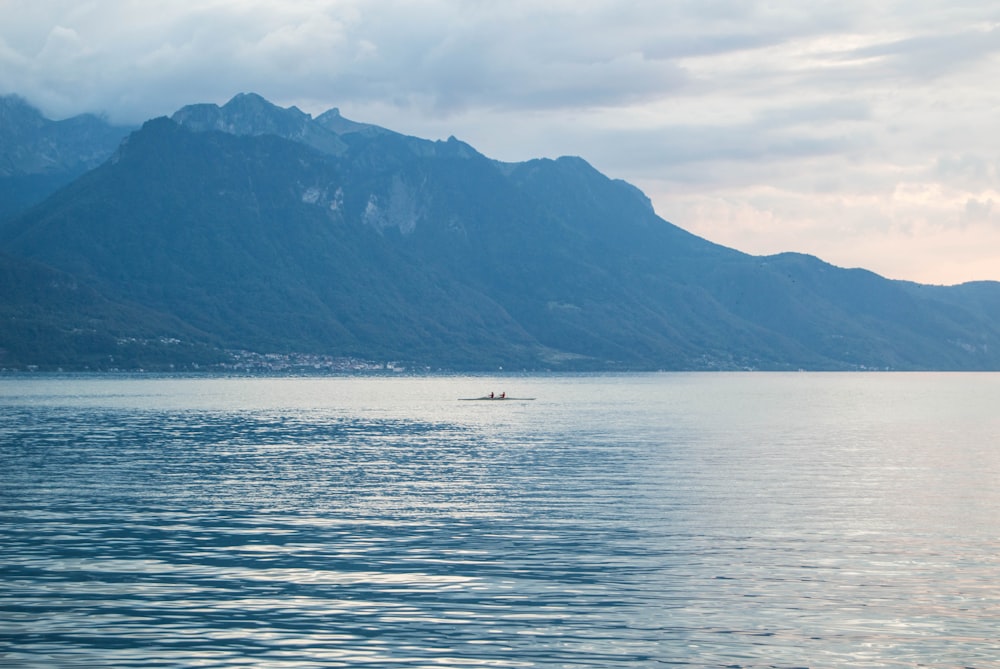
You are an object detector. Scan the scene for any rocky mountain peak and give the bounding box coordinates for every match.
[172,92,348,156]
[314,106,389,137]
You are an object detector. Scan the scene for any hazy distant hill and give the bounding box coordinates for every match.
[2,93,1000,371]
[0,95,134,222]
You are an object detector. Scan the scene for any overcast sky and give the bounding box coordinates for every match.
[3,1,999,284]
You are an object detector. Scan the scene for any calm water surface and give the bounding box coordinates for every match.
[1,373,998,667]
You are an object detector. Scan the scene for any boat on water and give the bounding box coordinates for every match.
[460,397,535,401]
[459,394,535,401]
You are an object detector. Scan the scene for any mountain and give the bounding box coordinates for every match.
[0,94,134,222]
[2,92,1000,371]
[0,251,224,370]
[170,92,350,156]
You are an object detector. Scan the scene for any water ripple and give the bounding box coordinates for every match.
[3,375,1000,667]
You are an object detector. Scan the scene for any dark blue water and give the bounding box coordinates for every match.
[2,374,999,667]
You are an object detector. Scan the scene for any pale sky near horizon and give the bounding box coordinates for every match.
[3,1,999,285]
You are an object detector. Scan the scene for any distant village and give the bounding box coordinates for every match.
[218,350,411,374]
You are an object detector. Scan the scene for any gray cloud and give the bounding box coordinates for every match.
[2,0,999,283]
[842,23,1000,79]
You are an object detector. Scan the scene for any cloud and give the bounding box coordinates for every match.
[841,23,1000,79]
[2,0,999,283]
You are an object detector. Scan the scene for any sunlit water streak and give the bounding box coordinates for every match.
[2,373,999,667]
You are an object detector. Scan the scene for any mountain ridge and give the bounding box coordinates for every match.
[2,93,999,371]
[0,94,135,222]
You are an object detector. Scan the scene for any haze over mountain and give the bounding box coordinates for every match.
[0,94,135,222]
[2,93,1000,371]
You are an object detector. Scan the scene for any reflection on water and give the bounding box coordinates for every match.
[2,373,999,667]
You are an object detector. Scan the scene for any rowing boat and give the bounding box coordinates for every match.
[459,396,535,401]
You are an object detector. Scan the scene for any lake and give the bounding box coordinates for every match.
[1,373,998,667]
